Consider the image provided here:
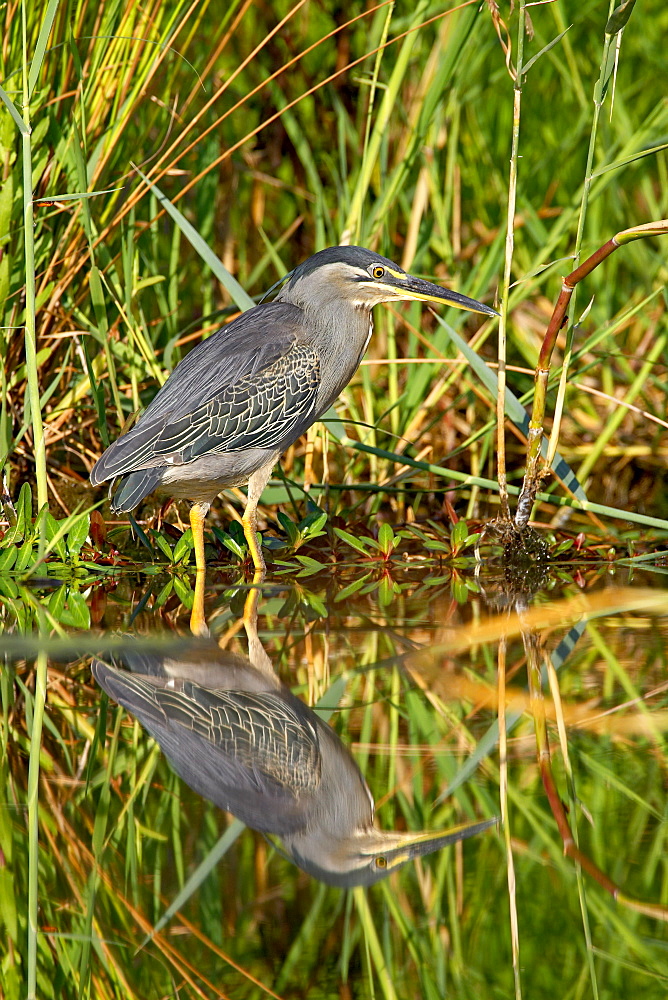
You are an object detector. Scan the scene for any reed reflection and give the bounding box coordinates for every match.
[92,593,494,887]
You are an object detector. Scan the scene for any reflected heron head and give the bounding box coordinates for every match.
[288,816,497,888]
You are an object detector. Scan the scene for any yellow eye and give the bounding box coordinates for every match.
[374,856,387,869]
[371,265,385,279]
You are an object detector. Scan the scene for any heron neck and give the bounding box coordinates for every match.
[302,299,374,413]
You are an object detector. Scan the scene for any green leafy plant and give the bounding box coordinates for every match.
[0,484,92,579]
[333,521,399,562]
[276,508,328,552]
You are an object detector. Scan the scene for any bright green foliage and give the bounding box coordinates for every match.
[277,509,328,551]
[0,0,665,538]
[3,584,668,998]
[1,3,668,994]
[0,483,91,574]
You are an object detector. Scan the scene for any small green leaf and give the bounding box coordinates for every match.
[133,275,166,293]
[0,546,17,572]
[15,539,36,574]
[400,524,429,542]
[151,531,174,562]
[0,577,18,598]
[553,539,574,555]
[451,579,469,604]
[0,521,21,548]
[378,575,399,606]
[377,522,396,555]
[423,538,451,553]
[277,512,299,546]
[299,511,328,540]
[172,529,194,564]
[47,585,67,621]
[614,219,668,245]
[173,575,193,607]
[129,515,153,554]
[333,527,372,556]
[44,513,67,560]
[303,592,327,617]
[34,187,123,205]
[28,0,61,98]
[66,513,90,557]
[295,555,325,577]
[61,591,90,629]
[333,573,373,602]
[605,0,636,35]
[0,81,28,134]
[521,27,571,78]
[451,519,469,548]
[213,528,246,559]
[262,536,286,551]
[154,579,174,607]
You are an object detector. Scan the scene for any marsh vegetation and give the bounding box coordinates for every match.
[1,1,667,997]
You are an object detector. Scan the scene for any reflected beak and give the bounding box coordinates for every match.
[288,816,497,888]
[378,816,498,872]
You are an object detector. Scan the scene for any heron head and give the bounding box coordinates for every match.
[278,245,498,317]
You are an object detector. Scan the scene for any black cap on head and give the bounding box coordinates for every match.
[289,245,402,283]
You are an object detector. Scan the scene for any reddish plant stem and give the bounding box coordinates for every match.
[513,237,620,527]
[528,630,668,919]
[538,238,619,371]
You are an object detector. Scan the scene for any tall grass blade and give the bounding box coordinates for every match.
[28,0,61,98]
[26,651,47,1000]
[132,164,255,311]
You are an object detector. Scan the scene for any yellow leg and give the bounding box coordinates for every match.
[189,502,209,637]
[242,575,265,628]
[216,571,264,650]
[241,464,273,576]
[242,575,274,675]
[241,497,265,575]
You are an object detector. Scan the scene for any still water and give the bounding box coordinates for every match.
[1,564,667,999]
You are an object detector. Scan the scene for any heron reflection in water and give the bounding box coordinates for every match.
[92,598,494,887]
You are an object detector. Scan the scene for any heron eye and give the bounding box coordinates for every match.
[370,265,385,279]
[374,856,387,869]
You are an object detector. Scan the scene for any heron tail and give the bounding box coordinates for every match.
[110,468,163,513]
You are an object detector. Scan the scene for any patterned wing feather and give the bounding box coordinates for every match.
[90,302,315,483]
[92,663,321,797]
[153,343,320,464]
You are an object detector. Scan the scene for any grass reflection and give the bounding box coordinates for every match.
[1,580,667,997]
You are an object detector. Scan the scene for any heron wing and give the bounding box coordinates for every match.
[174,685,322,794]
[151,341,319,465]
[92,663,322,800]
[91,302,320,481]
[142,302,306,422]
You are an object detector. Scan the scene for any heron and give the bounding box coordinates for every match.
[92,640,495,887]
[90,246,497,633]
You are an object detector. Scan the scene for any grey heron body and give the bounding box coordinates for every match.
[92,644,495,887]
[90,246,497,633]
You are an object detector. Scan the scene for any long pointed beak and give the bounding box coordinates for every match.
[286,816,496,887]
[368,266,498,317]
[399,273,499,317]
[380,816,497,871]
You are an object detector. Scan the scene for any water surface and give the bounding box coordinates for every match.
[2,563,667,999]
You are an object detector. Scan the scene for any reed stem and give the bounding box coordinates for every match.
[21,0,48,517]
